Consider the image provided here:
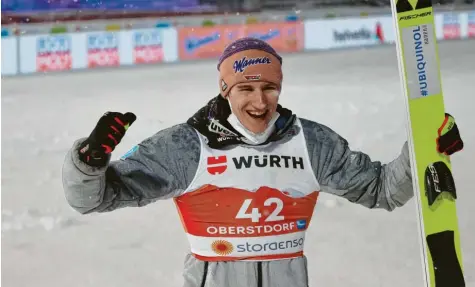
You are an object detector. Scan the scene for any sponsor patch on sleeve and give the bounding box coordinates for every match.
[121,145,139,160]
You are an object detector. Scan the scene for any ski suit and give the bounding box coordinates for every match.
[62,115,413,287]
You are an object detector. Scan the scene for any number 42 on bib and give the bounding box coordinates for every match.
[236,198,285,223]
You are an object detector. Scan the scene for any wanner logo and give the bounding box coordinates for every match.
[186,33,220,53]
[233,56,271,73]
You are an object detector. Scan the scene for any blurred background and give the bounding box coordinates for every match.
[1,0,473,75]
[1,0,474,36]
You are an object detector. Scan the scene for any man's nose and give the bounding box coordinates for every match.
[253,89,267,109]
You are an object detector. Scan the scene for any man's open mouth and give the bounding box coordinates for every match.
[247,110,268,119]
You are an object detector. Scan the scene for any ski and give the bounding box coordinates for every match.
[388,0,466,286]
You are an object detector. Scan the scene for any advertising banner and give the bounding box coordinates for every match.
[178,25,238,60]
[36,34,72,72]
[468,11,475,38]
[241,22,304,53]
[1,37,18,76]
[120,28,178,65]
[178,22,304,61]
[132,29,165,64]
[18,29,177,74]
[20,34,86,74]
[442,12,461,40]
[304,16,394,50]
[87,32,120,68]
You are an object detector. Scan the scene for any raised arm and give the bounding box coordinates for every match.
[62,116,201,214]
[300,118,413,211]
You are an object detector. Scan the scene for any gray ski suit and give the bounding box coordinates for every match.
[62,117,413,287]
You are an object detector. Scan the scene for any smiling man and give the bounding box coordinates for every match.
[62,37,464,287]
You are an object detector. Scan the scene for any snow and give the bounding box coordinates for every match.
[2,39,474,287]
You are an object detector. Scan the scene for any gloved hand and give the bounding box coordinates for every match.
[78,112,136,167]
[436,113,463,156]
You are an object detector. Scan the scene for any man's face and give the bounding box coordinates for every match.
[227,81,280,134]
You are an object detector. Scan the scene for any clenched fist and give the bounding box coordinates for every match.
[78,112,136,167]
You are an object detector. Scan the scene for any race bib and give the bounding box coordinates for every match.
[175,184,318,261]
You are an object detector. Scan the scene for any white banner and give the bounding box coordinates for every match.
[434,11,475,40]
[1,37,18,75]
[18,27,178,74]
[120,28,178,65]
[19,34,86,74]
[466,11,475,39]
[304,16,395,51]
[438,12,462,40]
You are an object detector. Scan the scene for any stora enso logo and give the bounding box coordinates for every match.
[211,240,234,256]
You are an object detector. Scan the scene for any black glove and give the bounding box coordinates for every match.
[436,113,463,156]
[78,112,136,167]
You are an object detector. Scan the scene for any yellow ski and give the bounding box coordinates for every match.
[389,0,466,286]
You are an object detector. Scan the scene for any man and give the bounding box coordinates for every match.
[62,37,463,287]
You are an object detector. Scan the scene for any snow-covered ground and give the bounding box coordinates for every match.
[2,39,474,287]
